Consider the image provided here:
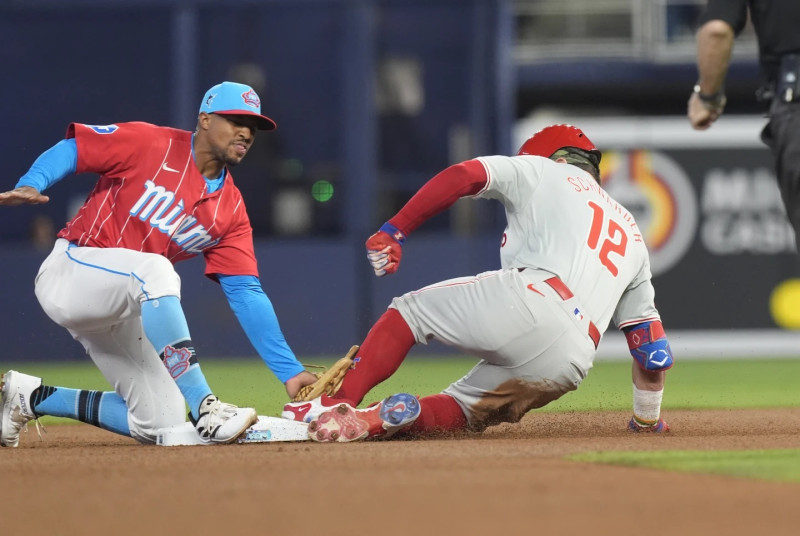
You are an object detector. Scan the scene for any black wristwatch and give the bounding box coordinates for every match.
[693,84,726,109]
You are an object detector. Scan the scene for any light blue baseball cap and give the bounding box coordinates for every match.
[199,81,277,130]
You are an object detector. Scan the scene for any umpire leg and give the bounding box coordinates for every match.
[762,100,800,251]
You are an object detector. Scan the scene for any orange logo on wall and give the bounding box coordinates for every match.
[600,150,698,276]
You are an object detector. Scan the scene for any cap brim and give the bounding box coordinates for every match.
[213,110,277,131]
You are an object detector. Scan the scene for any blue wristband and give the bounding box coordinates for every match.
[379,222,407,245]
[624,321,673,371]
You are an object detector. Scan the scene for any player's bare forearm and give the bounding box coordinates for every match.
[695,19,735,95]
[284,370,319,399]
[0,186,50,206]
[689,19,734,130]
[632,362,665,391]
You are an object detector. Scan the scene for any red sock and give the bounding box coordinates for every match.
[334,308,416,405]
[403,394,467,436]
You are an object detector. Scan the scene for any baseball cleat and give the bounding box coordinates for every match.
[190,395,258,444]
[627,416,670,433]
[1,370,43,448]
[281,394,340,423]
[307,392,420,443]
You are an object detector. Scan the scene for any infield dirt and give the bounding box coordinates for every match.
[2,408,798,536]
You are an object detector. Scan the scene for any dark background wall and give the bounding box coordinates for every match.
[1,1,791,362]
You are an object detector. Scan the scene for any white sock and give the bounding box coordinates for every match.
[632,384,663,425]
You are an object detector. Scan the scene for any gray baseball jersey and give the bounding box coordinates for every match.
[477,154,660,332]
[390,155,661,430]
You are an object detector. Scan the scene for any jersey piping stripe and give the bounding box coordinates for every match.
[133,138,189,252]
[154,139,173,177]
[77,181,116,246]
[177,145,191,186]
[76,178,122,246]
[90,179,125,247]
[63,210,84,237]
[408,271,499,295]
[64,246,152,299]
[172,143,191,194]
[231,197,243,217]
[116,209,133,246]
[168,194,204,262]
[137,139,178,252]
[139,224,156,252]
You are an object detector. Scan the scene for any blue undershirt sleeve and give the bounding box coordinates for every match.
[218,274,305,384]
[15,139,78,192]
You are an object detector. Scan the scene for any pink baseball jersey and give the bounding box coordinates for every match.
[59,122,258,277]
[474,155,660,333]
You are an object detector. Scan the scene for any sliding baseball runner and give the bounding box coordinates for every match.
[282,124,674,442]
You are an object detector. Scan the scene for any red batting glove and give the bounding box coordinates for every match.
[366,230,403,277]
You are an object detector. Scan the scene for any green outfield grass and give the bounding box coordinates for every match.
[4,355,800,417]
[3,356,798,484]
[569,449,800,484]
[554,357,800,411]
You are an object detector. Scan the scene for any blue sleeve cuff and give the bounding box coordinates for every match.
[218,274,305,383]
[16,139,78,192]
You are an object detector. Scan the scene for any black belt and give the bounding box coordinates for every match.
[543,276,600,350]
[759,53,800,104]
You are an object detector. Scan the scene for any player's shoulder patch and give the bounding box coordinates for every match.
[83,124,119,135]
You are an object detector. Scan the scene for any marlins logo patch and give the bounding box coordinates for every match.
[241,89,260,108]
[163,345,193,379]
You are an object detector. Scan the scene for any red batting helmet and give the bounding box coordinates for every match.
[517,124,600,161]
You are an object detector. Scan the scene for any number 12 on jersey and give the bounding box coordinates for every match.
[586,200,628,277]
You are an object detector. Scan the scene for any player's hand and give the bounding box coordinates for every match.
[687,91,726,130]
[0,186,50,206]
[284,370,319,400]
[366,230,403,276]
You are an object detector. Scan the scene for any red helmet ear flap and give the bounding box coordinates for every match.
[517,124,600,160]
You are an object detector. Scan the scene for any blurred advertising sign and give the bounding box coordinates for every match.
[515,115,800,336]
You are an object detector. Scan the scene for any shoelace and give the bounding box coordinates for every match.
[10,404,47,443]
[30,419,47,442]
[196,399,238,434]
[17,417,47,443]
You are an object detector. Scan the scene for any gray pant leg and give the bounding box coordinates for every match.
[392,268,595,431]
[70,317,186,444]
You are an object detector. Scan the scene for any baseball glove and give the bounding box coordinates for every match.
[291,345,359,402]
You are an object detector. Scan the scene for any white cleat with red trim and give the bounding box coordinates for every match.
[281,394,340,424]
[307,393,421,443]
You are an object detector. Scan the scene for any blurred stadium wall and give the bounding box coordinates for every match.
[2,0,798,361]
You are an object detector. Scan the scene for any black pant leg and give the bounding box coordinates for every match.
[761,100,800,251]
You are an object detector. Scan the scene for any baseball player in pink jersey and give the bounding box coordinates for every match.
[282,124,673,442]
[0,81,317,447]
